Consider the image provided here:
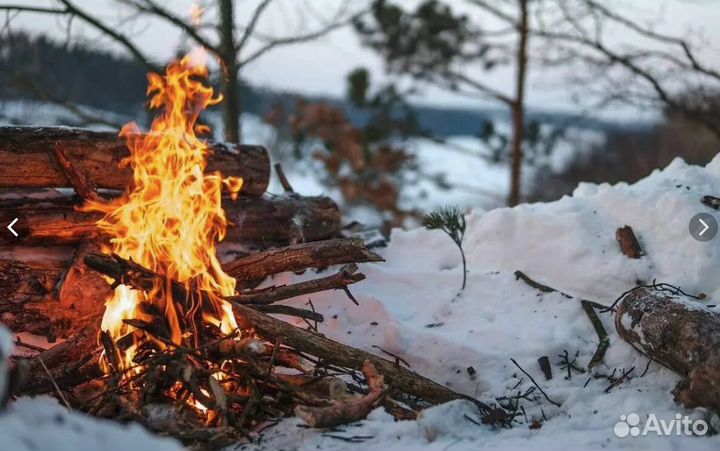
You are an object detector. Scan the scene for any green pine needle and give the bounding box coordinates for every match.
[423,206,467,291]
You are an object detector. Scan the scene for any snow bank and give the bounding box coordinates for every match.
[464,155,720,300]
[0,326,182,451]
[251,156,720,450]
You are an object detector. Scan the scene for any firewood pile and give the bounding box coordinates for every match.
[0,125,505,447]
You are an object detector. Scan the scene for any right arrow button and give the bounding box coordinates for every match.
[690,212,718,242]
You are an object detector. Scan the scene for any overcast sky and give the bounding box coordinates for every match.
[5,0,720,114]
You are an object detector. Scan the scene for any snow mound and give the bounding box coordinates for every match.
[251,156,720,450]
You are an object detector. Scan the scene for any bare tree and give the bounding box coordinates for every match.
[354,0,720,205]
[0,0,367,142]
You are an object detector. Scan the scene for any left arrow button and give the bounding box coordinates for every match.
[0,212,29,243]
[7,217,19,237]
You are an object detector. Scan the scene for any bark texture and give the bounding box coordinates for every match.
[0,195,341,246]
[0,126,269,196]
[222,238,384,282]
[615,287,720,412]
[0,245,110,338]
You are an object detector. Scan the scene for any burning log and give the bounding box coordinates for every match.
[615,286,720,412]
[82,253,327,324]
[0,195,341,246]
[223,238,384,282]
[0,126,270,196]
[1,243,372,340]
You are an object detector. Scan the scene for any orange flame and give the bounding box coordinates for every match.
[84,51,242,368]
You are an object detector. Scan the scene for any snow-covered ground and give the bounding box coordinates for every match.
[2,102,720,449]
[231,155,720,450]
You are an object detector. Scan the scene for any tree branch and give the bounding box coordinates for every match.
[235,0,274,52]
[238,7,366,68]
[119,0,221,56]
[56,0,160,73]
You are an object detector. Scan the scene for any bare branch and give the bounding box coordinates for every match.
[236,0,273,52]
[0,4,66,14]
[119,0,221,56]
[55,0,160,73]
[239,5,367,68]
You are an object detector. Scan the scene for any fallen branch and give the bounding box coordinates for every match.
[228,264,365,305]
[581,300,610,369]
[232,301,491,412]
[514,270,610,369]
[295,360,383,428]
[514,270,558,294]
[701,195,720,210]
[247,304,324,323]
[510,358,561,408]
[223,238,384,283]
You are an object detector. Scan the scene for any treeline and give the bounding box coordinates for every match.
[0,31,629,138]
[0,31,263,119]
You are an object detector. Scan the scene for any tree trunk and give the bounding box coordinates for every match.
[219,0,241,143]
[0,126,268,196]
[508,0,529,207]
[616,286,720,413]
[0,195,341,246]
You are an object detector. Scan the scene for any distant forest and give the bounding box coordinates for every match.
[0,31,637,137]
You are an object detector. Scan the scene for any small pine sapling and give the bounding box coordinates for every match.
[423,206,467,291]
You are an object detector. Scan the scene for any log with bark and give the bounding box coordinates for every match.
[0,194,341,246]
[0,126,270,196]
[615,286,720,412]
[2,238,380,339]
[0,244,111,340]
[223,238,384,283]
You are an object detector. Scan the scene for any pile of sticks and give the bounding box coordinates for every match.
[1,126,505,446]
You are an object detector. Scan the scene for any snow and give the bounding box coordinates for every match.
[0,397,183,451]
[232,155,720,450]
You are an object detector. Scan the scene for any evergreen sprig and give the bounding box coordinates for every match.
[423,206,467,291]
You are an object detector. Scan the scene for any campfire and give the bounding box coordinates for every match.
[83,52,242,375]
[0,48,510,446]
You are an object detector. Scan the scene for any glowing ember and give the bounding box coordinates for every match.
[83,51,242,369]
